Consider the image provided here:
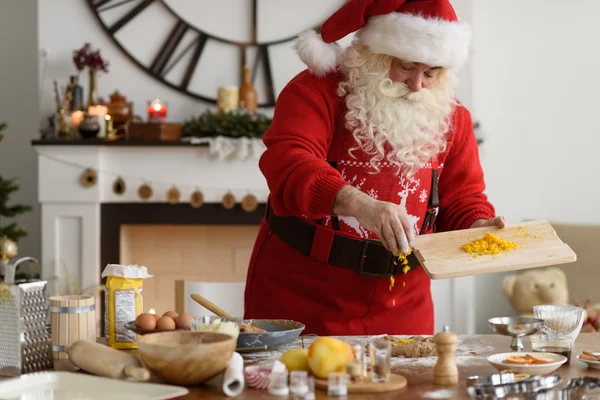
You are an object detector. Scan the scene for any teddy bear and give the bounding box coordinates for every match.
[502,267,569,317]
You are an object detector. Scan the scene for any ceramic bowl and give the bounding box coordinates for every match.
[137,331,236,386]
[576,352,600,370]
[487,352,567,376]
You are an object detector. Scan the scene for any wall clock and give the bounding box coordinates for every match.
[86,0,344,108]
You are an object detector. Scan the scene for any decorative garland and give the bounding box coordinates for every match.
[38,152,262,212]
[182,109,272,139]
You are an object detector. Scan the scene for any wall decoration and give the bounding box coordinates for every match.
[190,190,204,208]
[222,192,236,210]
[138,184,153,200]
[80,168,98,188]
[36,151,262,210]
[241,194,258,213]
[167,186,181,204]
[85,0,336,107]
[112,177,126,195]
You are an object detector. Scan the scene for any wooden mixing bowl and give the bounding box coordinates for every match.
[137,331,237,386]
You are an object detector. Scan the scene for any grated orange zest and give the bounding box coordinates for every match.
[461,232,518,256]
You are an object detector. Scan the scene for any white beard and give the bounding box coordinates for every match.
[337,45,458,177]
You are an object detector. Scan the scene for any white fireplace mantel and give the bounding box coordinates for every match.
[34,141,269,296]
[33,140,476,334]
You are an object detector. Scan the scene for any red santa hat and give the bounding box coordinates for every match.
[296,0,472,77]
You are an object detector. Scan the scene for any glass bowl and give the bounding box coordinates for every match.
[533,305,585,339]
[190,316,241,340]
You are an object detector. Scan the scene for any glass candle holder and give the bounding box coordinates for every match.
[290,370,308,395]
[369,337,392,383]
[327,372,349,397]
[147,98,168,123]
[268,371,289,396]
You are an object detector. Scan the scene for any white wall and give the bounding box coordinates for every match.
[0,0,39,262]
[471,0,600,332]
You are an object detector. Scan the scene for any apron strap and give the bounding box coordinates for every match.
[420,158,440,234]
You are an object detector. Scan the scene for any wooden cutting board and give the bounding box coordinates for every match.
[315,373,407,393]
[413,220,576,280]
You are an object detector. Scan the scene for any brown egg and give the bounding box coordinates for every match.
[135,313,156,330]
[151,313,160,322]
[175,313,192,330]
[163,311,179,320]
[156,316,176,330]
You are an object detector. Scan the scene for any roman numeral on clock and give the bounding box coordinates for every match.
[91,0,154,35]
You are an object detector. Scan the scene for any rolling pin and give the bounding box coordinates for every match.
[66,340,151,382]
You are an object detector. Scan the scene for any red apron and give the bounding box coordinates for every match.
[244,133,443,336]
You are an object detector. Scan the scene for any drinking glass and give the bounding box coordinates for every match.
[369,337,392,383]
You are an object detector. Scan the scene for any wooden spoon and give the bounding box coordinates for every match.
[190,293,266,333]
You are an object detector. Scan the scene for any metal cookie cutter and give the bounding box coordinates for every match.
[466,373,562,399]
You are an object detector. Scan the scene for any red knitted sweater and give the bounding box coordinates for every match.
[259,70,495,233]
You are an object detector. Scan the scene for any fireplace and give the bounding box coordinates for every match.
[101,202,264,318]
[33,140,270,336]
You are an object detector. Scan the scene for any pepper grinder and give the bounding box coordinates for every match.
[433,325,458,386]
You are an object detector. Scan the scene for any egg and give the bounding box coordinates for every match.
[136,313,157,330]
[175,313,192,330]
[163,311,179,320]
[156,316,176,330]
[151,313,160,322]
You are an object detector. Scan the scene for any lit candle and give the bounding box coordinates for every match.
[71,110,84,128]
[148,308,156,315]
[105,114,113,134]
[88,105,108,137]
[147,99,168,123]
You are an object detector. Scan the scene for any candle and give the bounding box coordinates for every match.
[148,308,156,315]
[88,105,108,137]
[71,110,84,128]
[217,86,239,113]
[147,99,168,123]
[105,114,113,134]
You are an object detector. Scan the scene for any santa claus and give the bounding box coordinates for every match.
[243,0,505,336]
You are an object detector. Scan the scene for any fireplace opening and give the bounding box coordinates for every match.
[100,202,265,334]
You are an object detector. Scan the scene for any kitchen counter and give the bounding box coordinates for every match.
[10,333,600,399]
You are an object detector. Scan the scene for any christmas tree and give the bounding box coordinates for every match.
[0,122,32,243]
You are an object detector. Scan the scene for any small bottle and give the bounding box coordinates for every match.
[268,371,289,396]
[346,343,367,382]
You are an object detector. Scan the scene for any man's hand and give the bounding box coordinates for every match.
[333,185,415,255]
[470,216,506,229]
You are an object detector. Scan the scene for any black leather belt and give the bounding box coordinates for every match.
[265,205,420,277]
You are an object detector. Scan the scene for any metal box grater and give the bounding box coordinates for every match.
[0,258,53,377]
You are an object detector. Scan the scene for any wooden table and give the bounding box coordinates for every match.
[10,333,600,399]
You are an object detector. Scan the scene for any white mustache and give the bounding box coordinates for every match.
[378,79,426,102]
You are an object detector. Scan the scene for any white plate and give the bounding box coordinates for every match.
[0,371,189,399]
[487,352,567,375]
[577,352,600,369]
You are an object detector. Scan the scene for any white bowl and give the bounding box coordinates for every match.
[487,352,567,375]
[576,352,600,370]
